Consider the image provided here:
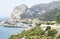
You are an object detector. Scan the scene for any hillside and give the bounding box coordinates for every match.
[41,8,60,21]
[30,1,60,21]
[9,25,60,39]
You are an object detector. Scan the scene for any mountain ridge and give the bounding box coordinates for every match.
[9,1,60,22]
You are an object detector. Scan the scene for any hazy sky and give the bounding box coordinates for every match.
[0,0,59,18]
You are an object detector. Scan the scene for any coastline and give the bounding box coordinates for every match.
[0,23,31,28]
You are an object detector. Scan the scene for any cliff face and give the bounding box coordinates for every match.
[10,4,28,22]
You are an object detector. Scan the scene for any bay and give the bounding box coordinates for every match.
[0,26,26,39]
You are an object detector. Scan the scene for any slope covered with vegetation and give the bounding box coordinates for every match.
[40,8,60,21]
[9,25,60,39]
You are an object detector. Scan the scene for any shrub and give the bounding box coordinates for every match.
[48,29,58,37]
[46,22,50,25]
[45,26,51,31]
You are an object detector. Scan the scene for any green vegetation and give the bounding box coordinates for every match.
[56,34,60,39]
[9,25,60,39]
[48,29,57,37]
[40,8,60,21]
[45,26,51,31]
[56,20,60,24]
[56,14,60,24]
[35,23,41,26]
[46,22,55,25]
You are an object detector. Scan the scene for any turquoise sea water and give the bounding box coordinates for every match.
[0,26,26,39]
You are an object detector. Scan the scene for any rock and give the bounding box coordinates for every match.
[10,4,28,22]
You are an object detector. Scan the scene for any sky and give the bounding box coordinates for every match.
[0,0,59,18]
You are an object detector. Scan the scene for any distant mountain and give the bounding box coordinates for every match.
[30,1,60,21]
[30,1,60,13]
[41,8,60,21]
[10,1,60,22]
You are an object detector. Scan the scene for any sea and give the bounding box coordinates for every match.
[0,26,26,39]
[0,17,26,39]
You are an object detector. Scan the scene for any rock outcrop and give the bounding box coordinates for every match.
[10,4,28,22]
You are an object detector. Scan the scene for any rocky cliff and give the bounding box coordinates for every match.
[10,4,28,22]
